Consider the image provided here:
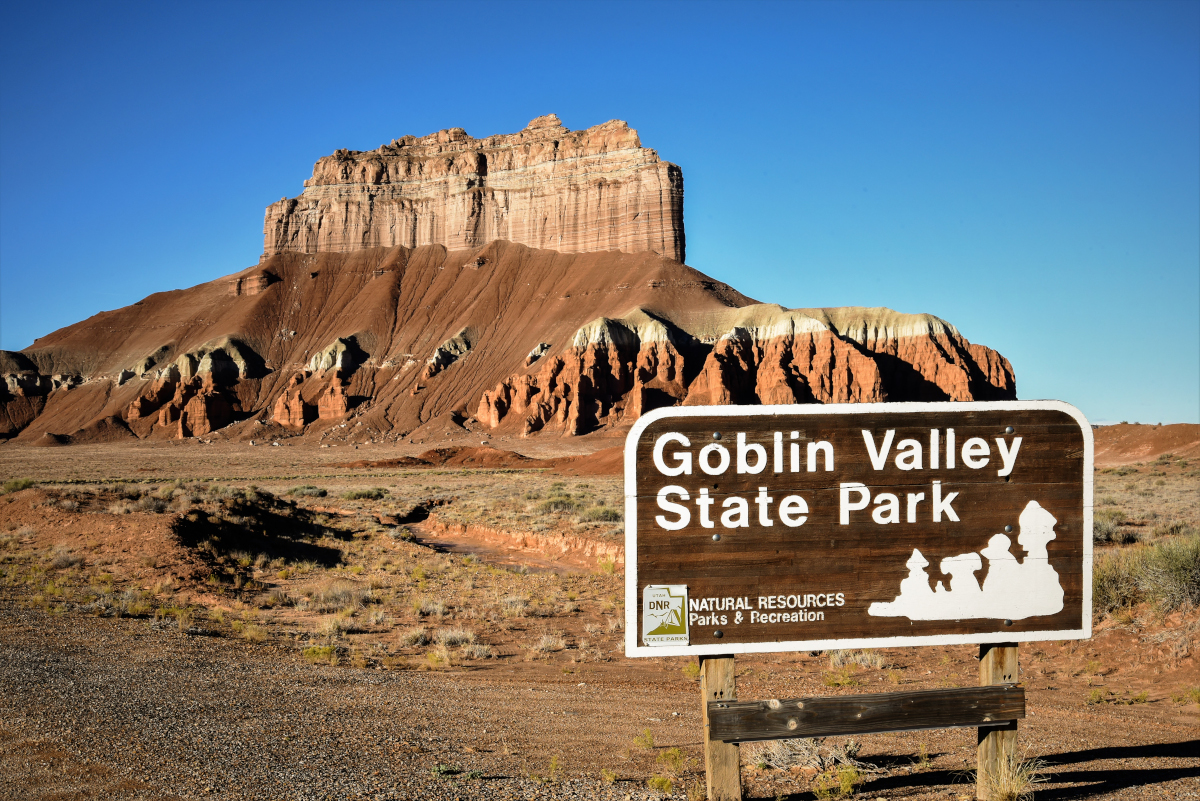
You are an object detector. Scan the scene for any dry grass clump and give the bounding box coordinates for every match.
[1094,528,1200,614]
[829,649,887,669]
[530,632,566,653]
[343,487,388,501]
[500,595,529,617]
[48,548,84,570]
[289,485,327,497]
[1093,509,1137,544]
[91,588,152,617]
[434,627,476,647]
[400,627,430,646]
[977,752,1047,801]
[460,642,492,659]
[301,579,370,613]
[413,597,447,617]
[259,588,295,608]
[746,737,881,785]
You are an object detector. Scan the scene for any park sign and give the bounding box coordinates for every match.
[623,401,1093,658]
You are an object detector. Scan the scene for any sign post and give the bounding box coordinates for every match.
[624,401,1092,800]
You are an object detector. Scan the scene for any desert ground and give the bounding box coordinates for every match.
[1,424,1197,800]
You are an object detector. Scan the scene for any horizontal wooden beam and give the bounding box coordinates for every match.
[707,684,1024,743]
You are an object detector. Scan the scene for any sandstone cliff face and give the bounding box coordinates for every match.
[263,115,685,263]
[477,306,1014,437]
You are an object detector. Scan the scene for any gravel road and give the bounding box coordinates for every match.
[0,600,694,801]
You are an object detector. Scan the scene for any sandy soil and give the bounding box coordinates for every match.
[1,432,1198,800]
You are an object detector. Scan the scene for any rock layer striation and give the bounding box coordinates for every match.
[263,114,685,262]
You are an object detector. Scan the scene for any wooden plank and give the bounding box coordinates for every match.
[700,655,742,801]
[977,644,1020,800]
[707,684,1025,743]
[626,402,1092,656]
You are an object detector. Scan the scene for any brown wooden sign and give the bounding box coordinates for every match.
[624,401,1093,657]
[707,684,1026,742]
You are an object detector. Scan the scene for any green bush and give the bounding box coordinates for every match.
[289,485,327,497]
[1,478,35,494]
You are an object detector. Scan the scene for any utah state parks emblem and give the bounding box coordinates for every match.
[642,585,689,646]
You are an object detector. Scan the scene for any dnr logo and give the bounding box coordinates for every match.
[642,585,689,646]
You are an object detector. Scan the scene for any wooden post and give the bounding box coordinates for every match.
[977,643,1019,800]
[700,655,741,801]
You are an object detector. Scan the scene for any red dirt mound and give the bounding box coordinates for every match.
[1094,423,1200,466]
[330,444,626,476]
[330,446,551,470]
[545,446,624,476]
[328,456,433,469]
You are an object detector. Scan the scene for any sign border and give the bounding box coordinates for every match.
[623,400,1093,658]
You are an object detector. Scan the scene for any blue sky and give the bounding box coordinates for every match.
[2,0,1197,424]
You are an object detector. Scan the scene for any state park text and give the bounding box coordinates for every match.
[649,428,1022,531]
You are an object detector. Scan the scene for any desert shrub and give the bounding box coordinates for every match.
[434,627,476,647]
[530,632,566,653]
[342,488,388,501]
[646,776,673,793]
[977,752,1046,801]
[259,588,295,608]
[239,624,267,642]
[657,747,689,776]
[1151,521,1190,539]
[400,627,430,646]
[302,645,337,665]
[303,580,370,613]
[823,666,860,688]
[578,505,622,523]
[413,597,447,617]
[1139,530,1200,612]
[1093,516,1121,543]
[57,499,80,512]
[289,485,327,498]
[500,595,529,616]
[460,642,492,659]
[111,483,143,500]
[136,496,168,513]
[536,497,576,513]
[48,548,84,570]
[1,478,35,494]
[829,649,886,669]
[1094,530,1200,614]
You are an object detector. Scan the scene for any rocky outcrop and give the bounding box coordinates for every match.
[421,329,473,381]
[263,114,685,263]
[125,354,245,439]
[229,270,278,297]
[318,375,350,420]
[272,373,315,429]
[180,383,234,437]
[478,311,692,436]
[479,305,1015,436]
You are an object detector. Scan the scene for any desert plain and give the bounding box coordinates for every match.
[0,422,1197,801]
